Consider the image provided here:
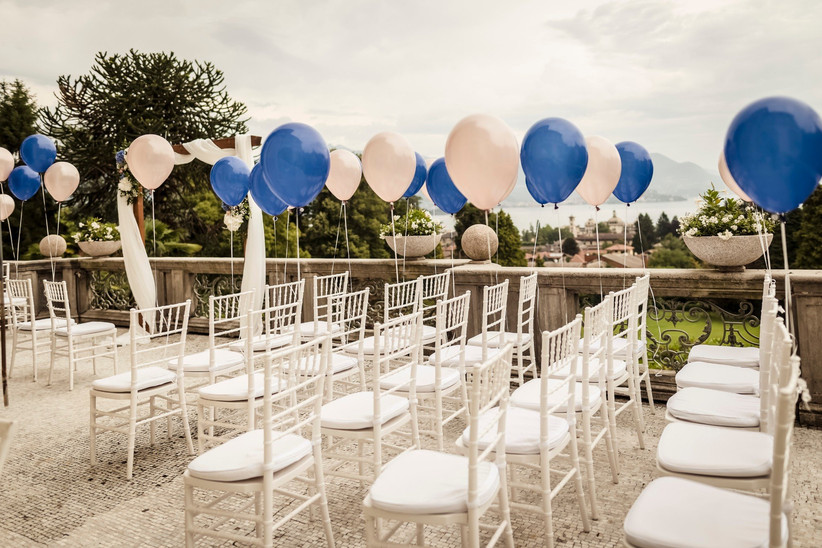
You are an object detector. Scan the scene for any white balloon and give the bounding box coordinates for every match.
[0,194,15,221]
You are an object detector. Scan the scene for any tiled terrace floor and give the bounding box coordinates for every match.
[0,331,820,547]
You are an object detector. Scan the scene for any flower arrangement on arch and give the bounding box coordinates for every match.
[72,217,120,243]
[679,186,775,241]
[116,149,147,205]
[222,198,249,232]
[379,208,443,238]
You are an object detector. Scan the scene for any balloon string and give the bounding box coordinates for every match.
[296,209,302,282]
[229,230,235,290]
[556,209,568,324]
[623,202,629,288]
[15,202,24,277]
[151,190,158,307]
[755,206,772,274]
[390,202,399,283]
[531,220,540,267]
[1,183,15,272]
[343,202,352,290]
[283,209,290,284]
[40,182,55,281]
[402,198,409,278]
[331,201,343,277]
[781,220,794,345]
[594,207,603,300]
[450,214,456,297]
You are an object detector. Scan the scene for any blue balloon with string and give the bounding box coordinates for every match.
[20,134,56,173]
[249,163,288,217]
[613,141,653,203]
[260,122,330,207]
[210,156,250,207]
[520,117,588,205]
[526,176,549,205]
[8,165,41,201]
[725,96,822,214]
[403,152,427,198]
[426,158,466,214]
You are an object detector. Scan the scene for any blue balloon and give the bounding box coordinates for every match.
[8,165,41,201]
[403,152,427,198]
[260,123,329,207]
[725,96,822,214]
[426,158,466,214]
[520,118,588,205]
[613,142,653,203]
[525,176,549,205]
[210,157,250,207]
[20,134,56,173]
[249,163,288,217]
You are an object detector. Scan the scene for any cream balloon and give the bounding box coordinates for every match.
[326,149,362,201]
[576,136,621,207]
[718,151,752,202]
[0,194,14,221]
[362,132,416,203]
[44,161,80,202]
[0,147,13,181]
[444,114,519,211]
[126,134,175,190]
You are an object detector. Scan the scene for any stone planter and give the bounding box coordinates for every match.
[78,240,122,258]
[383,234,442,258]
[683,234,773,271]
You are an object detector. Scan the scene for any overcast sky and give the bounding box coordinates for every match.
[2,0,820,169]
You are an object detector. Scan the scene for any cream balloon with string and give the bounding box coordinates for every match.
[362,132,416,203]
[326,149,362,201]
[576,136,621,207]
[126,135,175,190]
[0,147,13,181]
[718,151,752,202]
[44,162,80,202]
[0,194,14,221]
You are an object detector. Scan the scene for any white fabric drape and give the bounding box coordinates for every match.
[235,136,265,336]
[117,179,155,334]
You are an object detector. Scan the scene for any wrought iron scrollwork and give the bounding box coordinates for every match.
[351,278,386,328]
[88,270,135,311]
[193,274,243,317]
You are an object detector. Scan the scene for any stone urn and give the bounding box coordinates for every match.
[683,234,773,271]
[39,235,67,258]
[384,234,442,258]
[461,224,499,262]
[78,240,122,258]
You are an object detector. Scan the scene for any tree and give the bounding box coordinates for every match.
[562,236,580,258]
[631,213,658,254]
[454,204,526,266]
[39,50,249,255]
[648,234,697,268]
[656,212,675,239]
[597,221,611,234]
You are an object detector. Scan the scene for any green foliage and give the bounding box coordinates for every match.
[454,204,526,266]
[656,212,675,239]
[522,222,559,245]
[562,236,580,257]
[679,186,775,238]
[632,213,658,254]
[144,219,202,257]
[791,185,822,269]
[648,234,698,269]
[597,221,611,234]
[70,218,119,242]
[534,255,546,267]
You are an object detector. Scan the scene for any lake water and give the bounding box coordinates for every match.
[429,199,698,232]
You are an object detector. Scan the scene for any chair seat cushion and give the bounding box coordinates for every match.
[420,324,437,342]
[548,356,627,382]
[320,391,409,430]
[369,449,499,514]
[379,364,460,393]
[461,406,570,455]
[55,321,116,337]
[666,387,760,428]
[6,295,27,307]
[467,331,531,348]
[17,318,74,331]
[676,362,759,394]
[92,366,175,393]
[172,348,244,373]
[657,422,773,478]
[624,476,787,548]
[198,373,282,402]
[579,336,645,359]
[187,430,311,482]
[297,320,342,338]
[428,345,504,367]
[511,378,601,412]
[688,344,759,368]
[228,332,294,353]
[285,352,357,375]
[341,332,410,356]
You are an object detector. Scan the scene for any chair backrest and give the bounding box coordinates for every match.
[264,279,305,310]
[762,273,775,300]
[312,272,349,328]
[431,291,471,362]
[2,262,9,281]
[383,278,422,322]
[541,315,583,426]
[418,271,451,327]
[6,278,34,325]
[464,343,514,511]
[757,294,779,433]
[609,284,637,372]
[480,280,509,359]
[516,273,538,340]
[766,317,800,548]
[633,272,650,345]
[261,288,303,351]
[0,419,16,479]
[329,288,370,357]
[372,311,422,424]
[580,296,612,406]
[43,280,72,329]
[208,289,255,352]
[133,300,191,390]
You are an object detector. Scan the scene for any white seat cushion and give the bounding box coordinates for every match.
[579,336,644,359]
[297,320,342,338]
[198,373,282,402]
[229,332,294,353]
[172,348,244,373]
[187,430,311,482]
[624,476,787,548]
[17,318,74,331]
[461,406,570,455]
[6,296,27,307]
[369,449,499,514]
[657,422,773,478]
[688,344,760,368]
[55,321,116,337]
[284,351,358,375]
[467,331,531,348]
[379,364,460,393]
[666,387,760,428]
[428,345,504,367]
[511,378,601,412]
[341,332,409,356]
[676,362,759,394]
[92,366,175,393]
[548,356,627,382]
[320,391,409,430]
[420,324,437,342]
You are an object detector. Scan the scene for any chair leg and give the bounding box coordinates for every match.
[435,391,444,451]
[184,481,196,548]
[497,462,515,548]
[627,372,645,450]
[642,359,655,415]
[68,339,76,391]
[126,400,138,480]
[606,378,620,475]
[540,451,555,548]
[313,448,335,548]
[568,429,591,532]
[580,412,599,520]
[467,508,481,548]
[149,396,157,446]
[178,385,195,455]
[111,332,119,375]
[89,392,98,466]
[48,335,57,386]
[601,405,619,484]
[9,327,17,377]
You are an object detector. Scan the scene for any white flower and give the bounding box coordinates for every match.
[685,228,697,237]
[718,230,733,241]
[731,224,738,231]
[223,211,243,232]
[91,221,100,229]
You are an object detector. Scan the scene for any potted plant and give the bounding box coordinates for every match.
[679,187,775,271]
[72,218,122,257]
[380,209,443,258]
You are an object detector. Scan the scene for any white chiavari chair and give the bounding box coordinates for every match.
[324,288,370,401]
[418,270,450,350]
[231,280,304,353]
[298,271,348,339]
[0,419,16,479]
[44,280,118,391]
[90,300,193,479]
[631,273,655,413]
[363,343,516,548]
[184,335,335,547]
